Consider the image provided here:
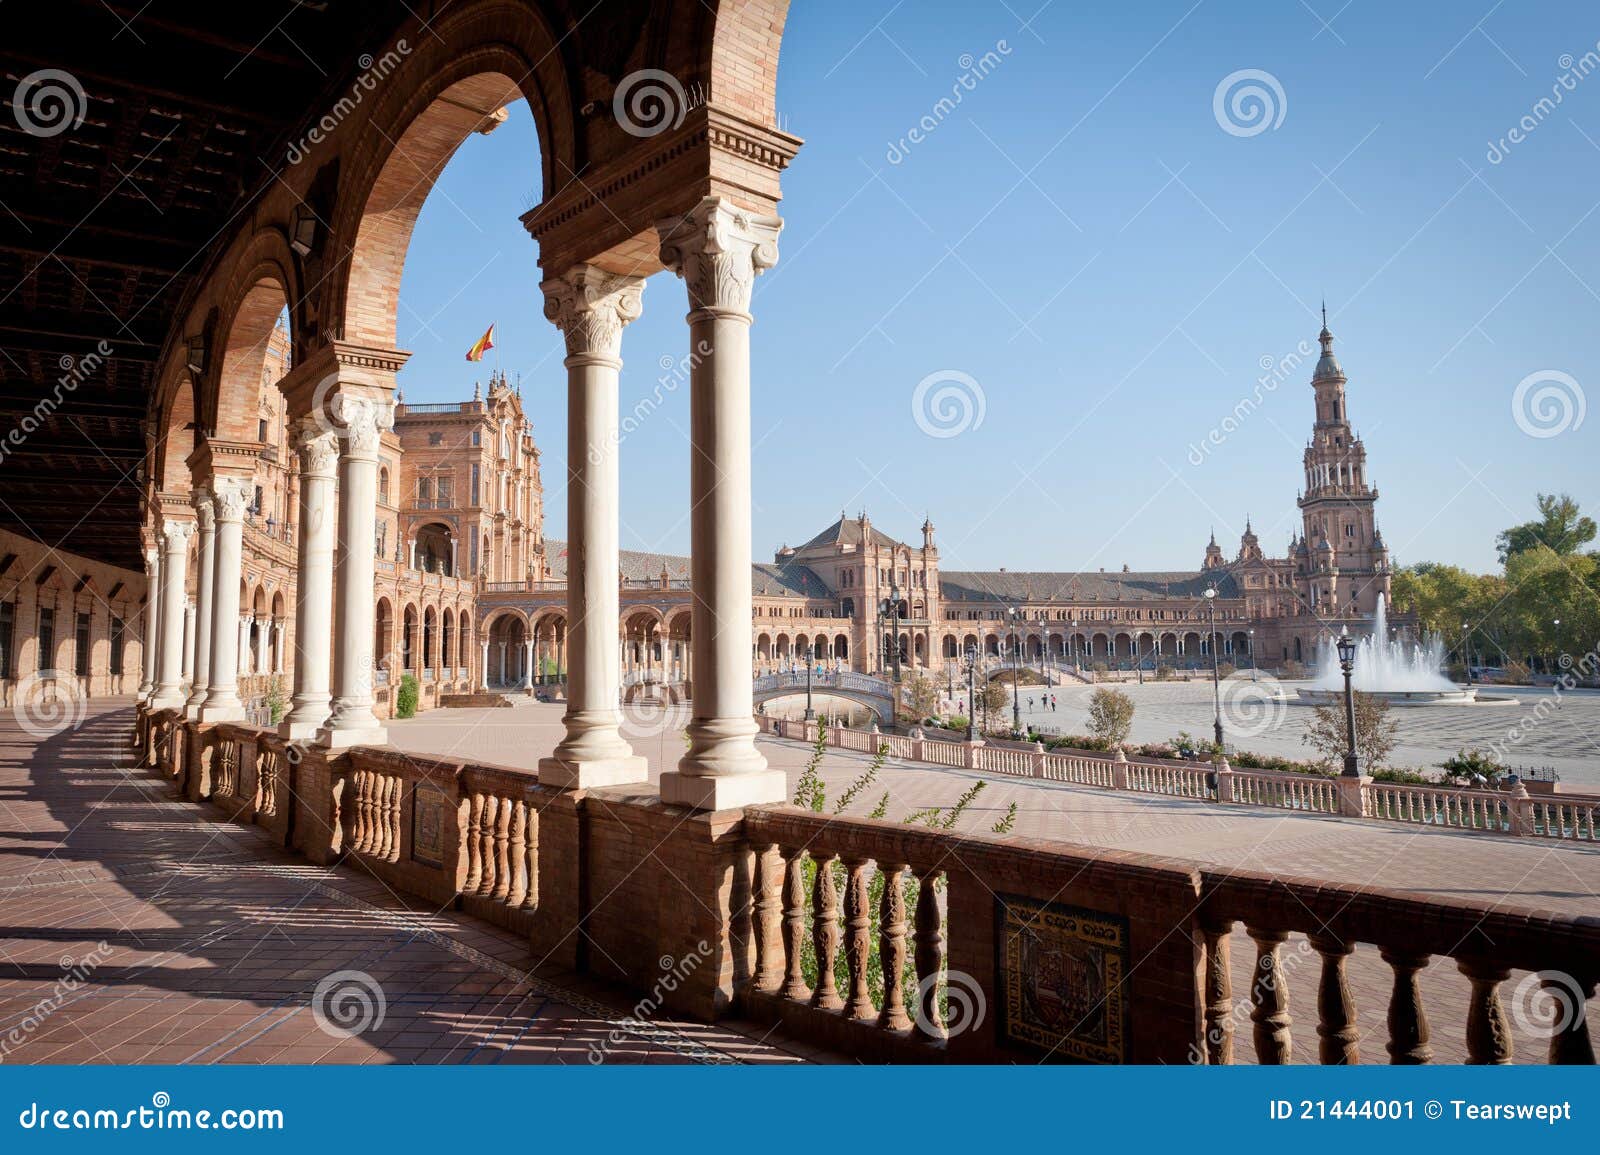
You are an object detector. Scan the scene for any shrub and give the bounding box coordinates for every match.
[264,675,288,724]
[1216,661,1236,678]
[1440,747,1506,784]
[395,674,420,719]
[1302,692,1398,769]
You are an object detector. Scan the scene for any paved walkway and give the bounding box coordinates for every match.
[0,700,821,1065]
[391,700,1600,1064]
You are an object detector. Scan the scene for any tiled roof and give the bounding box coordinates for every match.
[938,569,1240,602]
[793,514,902,552]
[544,541,829,598]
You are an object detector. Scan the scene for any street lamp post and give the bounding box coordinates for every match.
[1461,623,1472,685]
[890,585,903,685]
[804,640,815,721]
[1552,618,1563,676]
[1133,632,1144,685]
[1070,618,1078,674]
[1248,628,1257,682]
[1204,587,1223,750]
[1009,607,1022,736]
[964,647,978,743]
[1337,629,1360,777]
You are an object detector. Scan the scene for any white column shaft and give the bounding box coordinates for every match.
[138,547,160,699]
[149,522,193,708]
[200,483,246,722]
[185,498,215,717]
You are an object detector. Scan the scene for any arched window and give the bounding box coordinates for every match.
[379,466,390,505]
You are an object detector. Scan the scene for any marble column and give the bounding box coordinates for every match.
[536,266,647,789]
[199,480,247,722]
[181,600,196,686]
[137,545,160,700]
[523,639,534,689]
[657,197,786,809]
[319,395,393,748]
[149,519,194,709]
[184,493,214,719]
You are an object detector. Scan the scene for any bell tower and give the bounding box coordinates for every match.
[1295,307,1387,617]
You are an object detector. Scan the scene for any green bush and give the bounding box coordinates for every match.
[264,676,288,724]
[395,674,420,719]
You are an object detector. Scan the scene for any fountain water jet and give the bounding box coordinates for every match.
[1296,596,1479,705]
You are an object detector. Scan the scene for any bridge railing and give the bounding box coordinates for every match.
[755,715,1600,842]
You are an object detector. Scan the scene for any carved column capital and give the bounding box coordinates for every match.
[540,266,645,363]
[292,417,341,477]
[191,489,214,531]
[331,394,395,460]
[211,479,251,524]
[657,196,782,316]
[161,519,195,551]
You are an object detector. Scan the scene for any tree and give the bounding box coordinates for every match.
[903,671,939,720]
[979,679,1009,727]
[1301,692,1397,769]
[1085,687,1135,746]
[394,674,420,719]
[1496,492,1596,563]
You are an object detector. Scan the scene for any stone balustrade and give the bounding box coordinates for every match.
[755,715,1600,841]
[135,706,1599,1063]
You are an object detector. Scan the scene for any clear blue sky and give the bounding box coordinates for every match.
[396,0,1599,576]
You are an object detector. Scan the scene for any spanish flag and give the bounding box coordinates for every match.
[465,323,496,362]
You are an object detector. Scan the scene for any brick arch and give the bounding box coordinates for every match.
[152,366,199,494]
[329,5,582,349]
[699,0,792,125]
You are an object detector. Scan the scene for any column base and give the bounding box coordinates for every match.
[148,688,186,711]
[279,718,328,742]
[197,702,245,724]
[318,725,388,750]
[538,753,648,790]
[659,768,787,812]
[183,694,207,721]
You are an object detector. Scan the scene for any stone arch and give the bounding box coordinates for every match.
[152,367,200,494]
[414,521,454,575]
[423,605,438,670]
[375,597,395,681]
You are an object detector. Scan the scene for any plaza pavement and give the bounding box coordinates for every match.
[390,699,1600,1064]
[0,699,824,1065]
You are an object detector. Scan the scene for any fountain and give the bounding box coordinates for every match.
[1295,596,1479,706]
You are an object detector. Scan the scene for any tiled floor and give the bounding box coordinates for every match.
[0,700,817,1065]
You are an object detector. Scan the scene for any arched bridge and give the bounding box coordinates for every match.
[753,671,896,722]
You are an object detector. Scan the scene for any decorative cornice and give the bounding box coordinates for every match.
[522,106,801,243]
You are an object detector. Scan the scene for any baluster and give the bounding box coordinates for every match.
[842,858,875,1020]
[491,794,512,900]
[463,792,484,893]
[1309,934,1359,1064]
[878,862,912,1031]
[382,775,400,859]
[1458,958,1513,1064]
[779,847,810,1000]
[751,843,784,993]
[504,801,526,906]
[810,851,843,1010]
[913,871,945,1041]
[477,794,500,895]
[1379,949,1433,1063]
[1248,928,1292,1063]
[1545,974,1596,1065]
[520,799,539,910]
[1201,920,1234,1064]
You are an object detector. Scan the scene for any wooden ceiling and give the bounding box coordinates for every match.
[0,1,400,570]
